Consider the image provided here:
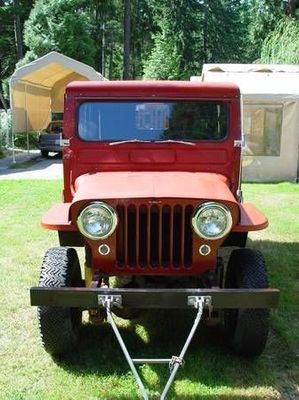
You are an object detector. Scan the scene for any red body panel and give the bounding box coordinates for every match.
[62,81,242,203]
[42,201,268,233]
[41,198,267,276]
[66,80,240,98]
[42,203,75,231]
[72,172,235,202]
[234,203,268,231]
[40,80,269,277]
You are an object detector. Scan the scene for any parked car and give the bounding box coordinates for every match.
[38,120,63,157]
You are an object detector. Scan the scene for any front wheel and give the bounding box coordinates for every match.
[37,247,82,357]
[224,248,270,357]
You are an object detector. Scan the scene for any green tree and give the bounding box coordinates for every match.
[143,0,249,80]
[0,1,16,82]
[85,0,155,80]
[22,0,96,66]
[123,0,131,79]
[200,0,249,64]
[130,0,155,79]
[285,0,299,17]
[260,17,299,63]
[2,0,296,89]
[84,0,122,78]
[244,0,285,61]
[143,0,201,80]
[0,0,32,100]
[143,34,182,80]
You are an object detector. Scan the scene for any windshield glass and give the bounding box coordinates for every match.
[46,122,63,133]
[78,101,228,142]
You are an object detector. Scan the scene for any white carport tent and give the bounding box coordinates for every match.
[10,51,104,134]
[192,64,299,182]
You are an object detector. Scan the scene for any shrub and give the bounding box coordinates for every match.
[0,110,11,156]
[0,110,11,148]
[14,131,40,149]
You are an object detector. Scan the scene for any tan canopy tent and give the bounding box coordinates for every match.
[192,64,299,182]
[10,51,104,134]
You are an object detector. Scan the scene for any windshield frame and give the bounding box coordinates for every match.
[76,99,230,144]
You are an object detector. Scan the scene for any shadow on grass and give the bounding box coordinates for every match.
[55,310,297,399]
[55,239,299,399]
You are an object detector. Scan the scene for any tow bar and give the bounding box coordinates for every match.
[31,287,279,398]
[98,294,212,400]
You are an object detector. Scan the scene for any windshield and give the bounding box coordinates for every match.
[46,122,63,133]
[78,101,228,142]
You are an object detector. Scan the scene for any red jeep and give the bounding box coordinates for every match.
[31,81,279,399]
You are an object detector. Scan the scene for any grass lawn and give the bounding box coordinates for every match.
[0,180,298,400]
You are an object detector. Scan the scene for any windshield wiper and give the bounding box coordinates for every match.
[109,139,196,146]
[109,139,151,146]
[154,139,195,146]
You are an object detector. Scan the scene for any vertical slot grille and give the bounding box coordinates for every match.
[127,205,136,267]
[139,206,147,267]
[116,203,193,269]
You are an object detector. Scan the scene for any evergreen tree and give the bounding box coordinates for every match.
[22,0,96,66]
[143,0,249,80]
[130,0,155,79]
[200,0,248,64]
[1,0,296,87]
[84,0,122,78]
[244,0,285,61]
[0,0,32,98]
[143,0,201,80]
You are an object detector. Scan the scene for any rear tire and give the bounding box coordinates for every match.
[41,150,48,157]
[224,248,270,357]
[37,247,82,356]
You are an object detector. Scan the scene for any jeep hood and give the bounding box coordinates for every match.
[73,172,237,204]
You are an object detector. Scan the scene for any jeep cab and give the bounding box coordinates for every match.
[31,81,279,399]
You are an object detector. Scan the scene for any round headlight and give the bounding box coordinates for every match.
[77,202,118,240]
[192,202,232,240]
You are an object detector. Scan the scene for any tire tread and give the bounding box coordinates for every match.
[225,248,270,357]
[37,247,82,356]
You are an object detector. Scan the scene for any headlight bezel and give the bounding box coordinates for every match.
[192,202,233,240]
[77,201,118,240]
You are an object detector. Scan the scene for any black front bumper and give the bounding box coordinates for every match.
[30,287,279,309]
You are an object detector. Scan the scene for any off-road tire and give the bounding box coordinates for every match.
[37,247,82,356]
[41,150,48,157]
[224,248,270,357]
